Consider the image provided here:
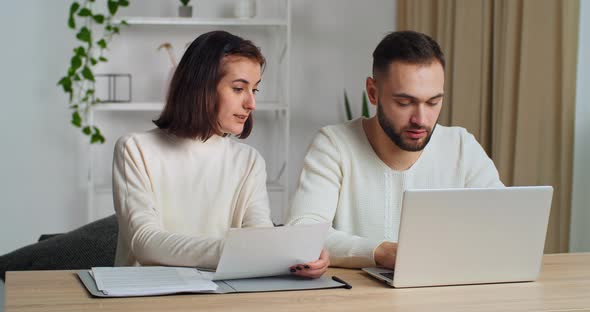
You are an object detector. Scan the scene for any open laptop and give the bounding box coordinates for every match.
[363,186,553,288]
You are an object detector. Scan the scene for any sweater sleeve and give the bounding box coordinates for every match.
[461,131,505,188]
[239,152,274,228]
[287,129,380,268]
[112,136,223,269]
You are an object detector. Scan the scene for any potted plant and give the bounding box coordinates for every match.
[179,0,192,18]
[344,90,370,120]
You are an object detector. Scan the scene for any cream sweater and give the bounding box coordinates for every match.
[112,128,273,268]
[287,118,504,268]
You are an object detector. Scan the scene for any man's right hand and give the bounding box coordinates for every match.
[374,241,398,269]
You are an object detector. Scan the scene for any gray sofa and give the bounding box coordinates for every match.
[0,215,118,281]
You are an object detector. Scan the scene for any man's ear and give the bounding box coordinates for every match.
[366,77,378,106]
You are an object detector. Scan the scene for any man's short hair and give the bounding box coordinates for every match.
[372,30,445,78]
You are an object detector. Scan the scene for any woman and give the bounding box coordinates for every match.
[112,31,328,278]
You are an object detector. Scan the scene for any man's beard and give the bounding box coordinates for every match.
[377,101,436,152]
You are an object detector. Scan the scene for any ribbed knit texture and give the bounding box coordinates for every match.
[113,128,273,269]
[288,118,503,268]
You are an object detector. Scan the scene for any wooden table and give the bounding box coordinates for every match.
[5,253,590,311]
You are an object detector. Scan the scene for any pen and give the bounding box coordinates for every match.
[332,275,352,289]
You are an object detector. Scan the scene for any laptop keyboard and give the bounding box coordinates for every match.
[379,272,394,280]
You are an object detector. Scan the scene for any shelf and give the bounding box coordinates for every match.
[96,181,284,194]
[92,102,287,112]
[113,17,287,26]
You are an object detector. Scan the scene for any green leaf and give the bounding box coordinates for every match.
[76,27,91,43]
[93,14,105,24]
[344,90,352,121]
[69,2,80,14]
[362,91,370,118]
[93,126,102,135]
[58,77,73,93]
[74,46,86,57]
[180,0,190,6]
[99,56,108,62]
[113,26,120,34]
[81,66,95,81]
[97,39,107,49]
[83,126,92,135]
[69,104,79,109]
[105,25,112,31]
[91,132,105,144]
[78,8,92,17]
[108,0,119,15]
[70,56,82,71]
[68,16,76,29]
[72,74,81,81]
[119,0,130,7]
[90,58,98,66]
[71,111,82,127]
[120,20,129,26]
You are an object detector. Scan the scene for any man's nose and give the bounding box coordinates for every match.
[410,104,426,126]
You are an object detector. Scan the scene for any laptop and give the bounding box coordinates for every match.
[362,186,553,288]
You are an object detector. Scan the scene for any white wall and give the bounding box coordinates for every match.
[289,0,393,193]
[570,0,590,252]
[0,1,86,255]
[0,1,394,254]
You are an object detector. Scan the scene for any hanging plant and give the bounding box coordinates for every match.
[57,0,129,144]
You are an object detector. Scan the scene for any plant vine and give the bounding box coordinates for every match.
[57,0,129,144]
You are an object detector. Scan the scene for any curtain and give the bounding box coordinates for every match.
[397,0,580,253]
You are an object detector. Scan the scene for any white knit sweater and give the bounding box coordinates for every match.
[112,128,273,268]
[287,118,504,268]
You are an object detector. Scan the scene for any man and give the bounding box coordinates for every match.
[287,31,503,269]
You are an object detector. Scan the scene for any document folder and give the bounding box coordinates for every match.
[77,270,348,297]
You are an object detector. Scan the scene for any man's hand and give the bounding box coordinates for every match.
[374,241,398,269]
[290,249,330,279]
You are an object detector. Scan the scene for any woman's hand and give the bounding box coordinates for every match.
[289,249,330,279]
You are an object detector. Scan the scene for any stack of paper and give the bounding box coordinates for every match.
[91,266,218,297]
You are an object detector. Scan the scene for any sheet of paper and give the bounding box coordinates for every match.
[91,266,217,296]
[213,222,330,280]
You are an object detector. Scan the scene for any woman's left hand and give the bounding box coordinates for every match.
[289,249,330,279]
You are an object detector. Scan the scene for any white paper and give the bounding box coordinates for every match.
[213,223,330,280]
[91,266,217,296]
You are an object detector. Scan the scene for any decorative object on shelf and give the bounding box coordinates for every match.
[95,73,132,103]
[343,89,370,121]
[179,0,193,17]
[57,0,130,144]
[234,0,256,19]
[157,42,178,67]
[157,42,178,94]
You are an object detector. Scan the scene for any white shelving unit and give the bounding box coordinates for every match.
[87,1,291,224]
[94,101,288,112]
[113,16,287,26]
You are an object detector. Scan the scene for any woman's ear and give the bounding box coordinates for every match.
[366,77,378,106]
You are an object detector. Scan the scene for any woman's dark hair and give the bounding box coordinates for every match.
[153,30,266,140]
[372,30,445,78]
